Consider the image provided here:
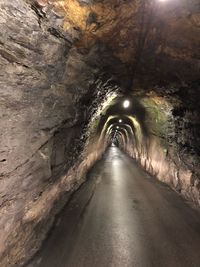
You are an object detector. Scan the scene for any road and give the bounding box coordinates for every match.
[27,146,200,267]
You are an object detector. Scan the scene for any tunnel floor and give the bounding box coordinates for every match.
[27,146,200,267]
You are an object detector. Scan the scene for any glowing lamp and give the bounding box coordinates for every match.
[123,100,130,108]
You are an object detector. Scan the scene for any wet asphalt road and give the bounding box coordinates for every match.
[27,146,200,267]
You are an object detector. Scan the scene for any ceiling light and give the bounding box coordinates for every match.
[123,100,130,108]
[119,119,122,123]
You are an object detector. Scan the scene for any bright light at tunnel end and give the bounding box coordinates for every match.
[123,100,130,109]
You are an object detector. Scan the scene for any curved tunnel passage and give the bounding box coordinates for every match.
[0,0,200,266]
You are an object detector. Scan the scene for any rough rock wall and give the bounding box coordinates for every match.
[0,1,117,266]
[121,91,200,206]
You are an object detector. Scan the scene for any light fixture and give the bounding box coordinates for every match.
[119,119,122,123]
[123,99,130,108]
[116,126,119,129]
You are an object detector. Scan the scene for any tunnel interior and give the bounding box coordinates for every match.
[0,0,200,266]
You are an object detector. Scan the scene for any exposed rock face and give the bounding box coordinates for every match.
[50,0,200,84]
[0,1,117,266]
[117,90,200,206]
[0,0,200,266]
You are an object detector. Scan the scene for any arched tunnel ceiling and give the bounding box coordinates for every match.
[35,0,200,86]
[96,96,147,147]
[108,123,134,144]
[97,96,148,137]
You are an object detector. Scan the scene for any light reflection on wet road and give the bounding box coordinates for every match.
[27,146,200,267]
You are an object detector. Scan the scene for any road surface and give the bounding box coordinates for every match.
[27,146,200,267]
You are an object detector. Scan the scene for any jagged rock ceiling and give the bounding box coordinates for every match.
[35,0,200,84]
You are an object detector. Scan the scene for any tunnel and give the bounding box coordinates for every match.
[0,0,200,266]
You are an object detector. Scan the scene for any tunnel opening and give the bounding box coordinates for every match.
[0,0,200,266]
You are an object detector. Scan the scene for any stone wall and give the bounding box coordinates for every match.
[0,1,115,266]
[120,91,200,207]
